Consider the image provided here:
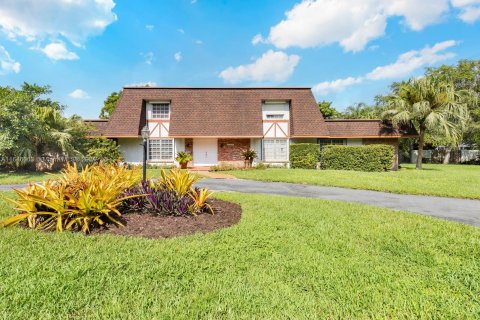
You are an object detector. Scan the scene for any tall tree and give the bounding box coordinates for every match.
[99,91,121,119]
[318,101,340,119]
[383,76,472,169]
[342,102,385,119]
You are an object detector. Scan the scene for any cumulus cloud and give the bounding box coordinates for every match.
[0,46,20,74]
[174,52,182,62]
[452,0,480,22]
[69,89,90,99]
[313,40,457,95]
[219,50,300,84]
[258,0,463,52]
[40,41,79,60]
[0,0,117,46]
[251,34,265,45]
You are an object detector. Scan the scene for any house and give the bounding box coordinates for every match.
[86,87,416,169]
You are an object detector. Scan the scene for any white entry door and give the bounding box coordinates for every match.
[193,139,218,166]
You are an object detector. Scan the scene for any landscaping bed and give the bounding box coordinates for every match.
[93,198,241,239]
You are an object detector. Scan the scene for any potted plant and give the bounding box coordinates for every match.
[176,151,193,169]
[242,149,257,169]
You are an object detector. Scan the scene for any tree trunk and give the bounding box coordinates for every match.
[442,147,452,164]
[416,127,426,170]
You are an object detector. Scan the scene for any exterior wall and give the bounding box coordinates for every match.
[363,138,399,170]
[118,138,143,164]
[218,138,250,167]
[262,102,290,139]
[251,138,262,163]
[347,138,362,146]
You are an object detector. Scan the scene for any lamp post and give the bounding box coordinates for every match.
[141,125,149,182]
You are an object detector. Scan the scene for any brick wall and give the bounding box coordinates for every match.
[218,139,250,162]
[363,138,399,170]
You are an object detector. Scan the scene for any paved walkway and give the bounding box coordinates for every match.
[196,179,480,227]
[2,179,479,226]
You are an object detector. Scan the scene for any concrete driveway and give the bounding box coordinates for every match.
[196,178,480,227]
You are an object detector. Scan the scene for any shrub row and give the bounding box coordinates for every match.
[321,144,394,172]
[289,144,320,169]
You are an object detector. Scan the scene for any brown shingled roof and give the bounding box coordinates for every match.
[84,119,108,137]
[102,87,330,138]
[325,119,418,138]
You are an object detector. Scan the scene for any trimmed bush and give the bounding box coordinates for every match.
[290,143,321,169]
[321,144,394,172]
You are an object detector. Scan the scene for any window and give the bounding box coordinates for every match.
[318,139,346,150]
[263,139,288,162]
[151,103,170,119]
[149,139,173,161]
[266,114,284,119]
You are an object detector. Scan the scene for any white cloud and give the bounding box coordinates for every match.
[313,77,363,95]
[174,52,182,62]
[313,40,457,95]
[0,0,117,46]
[145,24,154,31]
[260,0,457,52]
[451,0,480,22]
[125,81,157,87]
[219,50,300,84]
[177,28,185,34]
[0,46,20,74]
[251,33,265,45]
[40,41,79,60]
[69,89,90,99]
[142,52,154,64]
[366,40,457,80]
[195,39,203,45]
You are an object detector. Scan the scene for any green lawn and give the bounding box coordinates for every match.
[229,163,480,199]
[1,191,479,319]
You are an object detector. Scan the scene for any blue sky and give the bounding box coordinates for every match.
[0,0,479,118]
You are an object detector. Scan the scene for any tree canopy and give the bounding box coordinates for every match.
[99,91,122,119]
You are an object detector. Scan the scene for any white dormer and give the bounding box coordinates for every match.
[262,100,290,120]
[262,100,290,138]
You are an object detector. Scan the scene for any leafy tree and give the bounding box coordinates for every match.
[99,91,121,119]
[383,76,472,169]
[318,101,340,119]
[342,102,385,119]
[86,138,123,164]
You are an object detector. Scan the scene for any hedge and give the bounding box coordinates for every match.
[290,143,320,169]
[321,144,394,172]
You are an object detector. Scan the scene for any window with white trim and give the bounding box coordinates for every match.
[149,139,173,161]
[263,139,288,162]
[318,139,346,150]
[151,103,170,119]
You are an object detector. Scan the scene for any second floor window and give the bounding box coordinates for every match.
[266,114,284,119]
[152,103,170,119]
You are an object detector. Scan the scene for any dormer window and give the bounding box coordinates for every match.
[152,103,170,119]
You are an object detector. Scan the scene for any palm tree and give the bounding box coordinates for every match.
[383,76,471,169]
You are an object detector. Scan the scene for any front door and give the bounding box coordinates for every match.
[193,138,218,166]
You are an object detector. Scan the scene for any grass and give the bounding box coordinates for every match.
[0,191,479,319]
[229,163,480,199]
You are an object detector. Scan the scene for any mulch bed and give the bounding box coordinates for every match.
[93,199,242,239]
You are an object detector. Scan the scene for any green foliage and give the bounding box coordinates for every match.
[99,91,121,119]
[383,75,473,169]
[175,151,193,164]
[0,83,90,170]
[318,101,341,119]
[321,145,394,172]
[0,164,142,234]
[241,149,257,160]
[254,162,267,170]
[289,143,320,169]
[342,102,385,119]
[86,137,123,164]
[210,163,237,171]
